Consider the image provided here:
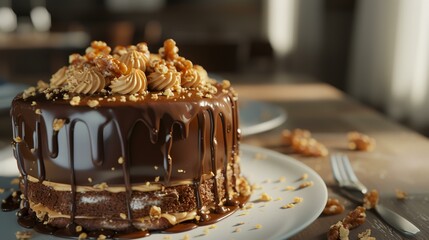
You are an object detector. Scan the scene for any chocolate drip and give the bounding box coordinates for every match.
[67,120,77,223]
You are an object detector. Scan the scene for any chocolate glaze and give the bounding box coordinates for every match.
[7,83,246,238]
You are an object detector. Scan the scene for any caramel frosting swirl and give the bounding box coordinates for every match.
[109,68,147,94]
[50,66,68,88]
[181,67,202,88]
[118,50,149,72]
[67,67,106,94]
[147,63,180,91]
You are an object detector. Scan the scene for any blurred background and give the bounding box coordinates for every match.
[1,0,429,138]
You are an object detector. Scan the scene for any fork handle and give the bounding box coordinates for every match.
[375,204,420,235]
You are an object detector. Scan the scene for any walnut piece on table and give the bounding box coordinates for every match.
[363,189,379,209]
[347,131,376,151]
[323,198,345,215]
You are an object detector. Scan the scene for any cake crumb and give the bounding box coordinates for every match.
[78,232,87,239]
[70,96,81,106]
[22,86,36,99]
[111,167,115,171]
[299,181,314,189]
[154,165,158,170]
[163,236,171,240]
[87,178,92,183]
[35,109,41,115]
[145,181,150,186]
[208,224,217,229]
[182,234,190,240]
[281,203,295,209]
[278,176,286,182]
[31,101,37,106]
[274,197,283,201]
[251,184,262,190]
[300,173,309,180]
[151,94,159,100]
[233,227,241,233]
[243,202,254,210]
[154,176,160,182]
[120,96,126,102]
[259,192,272,201]
[15,230,32,240]
[395,189,407,200]
[87,100,99,108]
[12,191,18,198]
[177,169,186,173]
[284,186,295,191]
[120,213,127,219]
[63,94,70,100]
[293,197,303,203]
[254,224,262,229]
[118,156,124,164]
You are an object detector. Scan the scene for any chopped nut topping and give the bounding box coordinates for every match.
[149,206,161,219]
[323,198,345,215]
[118,156,124,164]
[23,87,36,99]
[88,178,93,183]
[300,173,309,180]
[208,224,217,229]
[284,186,295,191]
[53,118,66,131]
[120,213,127,219]
[129,95,138,102]
[31,101,37,106]
[70,96,81,106]
[87,100,99,108]
[154,176,160,182]
[75,225,83,232]
[282,128,328,157]
[221,80,231,89]
[12,191,18,197]
[14,136,22,143]
[182,234,190,240]
[0,188,4,193]
[243,202,254,210]
[35,109,41,115]
[78,232,87,239]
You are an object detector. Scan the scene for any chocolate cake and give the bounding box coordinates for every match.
[6,39,250,238]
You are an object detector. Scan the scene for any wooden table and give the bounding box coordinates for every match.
[236,82,429,239]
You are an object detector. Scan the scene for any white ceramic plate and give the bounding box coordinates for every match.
[239,100,287,136]
[0,144,327,240]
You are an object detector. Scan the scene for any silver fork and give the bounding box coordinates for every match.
[330,153,420,236]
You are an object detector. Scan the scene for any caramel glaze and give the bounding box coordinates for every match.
[6,83,245,238]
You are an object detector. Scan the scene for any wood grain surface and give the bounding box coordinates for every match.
[236,83,429,240]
